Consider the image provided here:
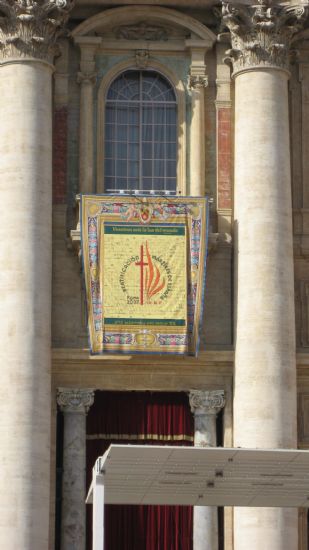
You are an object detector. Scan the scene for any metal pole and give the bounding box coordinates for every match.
[93,468,105,550]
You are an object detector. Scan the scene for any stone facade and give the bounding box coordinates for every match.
[2,1,309,549]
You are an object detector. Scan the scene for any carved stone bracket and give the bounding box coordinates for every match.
[77,71,97,86]
[188,74,208,89]
[189,390,225,416]
[222,1,308,75]
[57,388,95,414]
[0,0,75,62]
[135,49,149,69]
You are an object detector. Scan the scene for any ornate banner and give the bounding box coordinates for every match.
[81,195,209,355]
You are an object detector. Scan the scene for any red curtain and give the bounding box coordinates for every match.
[86,391,194,550]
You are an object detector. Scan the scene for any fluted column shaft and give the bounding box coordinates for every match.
[0,3,74,549]
[57,388,95,550]
[189,390,225,550]
[222,3,308,550]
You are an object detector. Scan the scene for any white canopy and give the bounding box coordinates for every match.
[86,444,309,550]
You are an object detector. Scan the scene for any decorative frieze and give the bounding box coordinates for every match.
[114,21,168,41]
[222,1,308,75]
[0,0,75,62]
[189,390,225,416]
[57,388,95,414]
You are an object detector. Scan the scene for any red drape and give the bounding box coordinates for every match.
[86,391,194,550]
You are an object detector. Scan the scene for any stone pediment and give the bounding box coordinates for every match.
[72,6,216,47]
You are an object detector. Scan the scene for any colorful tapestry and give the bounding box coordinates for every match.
[81,195,209,355]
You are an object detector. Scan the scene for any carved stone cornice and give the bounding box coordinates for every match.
[57,387,95,414]
[222,1,308,75]
[0,0,75,63]
[189,390,225,416]
[188,74,208,90]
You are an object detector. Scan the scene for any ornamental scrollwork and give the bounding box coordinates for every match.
[189,390,225,416]
[57,388,95,414]
[221,1,308,74]
[0,0,75,62]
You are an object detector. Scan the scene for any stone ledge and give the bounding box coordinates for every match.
[51,348,234,390]
[52,347,234,366]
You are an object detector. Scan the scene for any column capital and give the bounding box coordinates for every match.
[77,71,97,86]
[189,390,225,416]
[57,387,95,414]
[187,41,209,90]
[222,1,308,76]
[188,74,208,89]
[0,0,74,63]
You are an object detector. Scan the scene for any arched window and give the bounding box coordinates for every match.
[104,70,177,194]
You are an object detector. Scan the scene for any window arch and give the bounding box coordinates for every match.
[104,70,177,195]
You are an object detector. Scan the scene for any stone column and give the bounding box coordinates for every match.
[189,390,225,550]
[75,37,101,194]
[222,3,308,550]
[187,41,208,197]
[57,388,95,550]
[0,3,74,550]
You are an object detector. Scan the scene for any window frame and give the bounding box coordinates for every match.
[104,69,178,195]
[97,59,186,195]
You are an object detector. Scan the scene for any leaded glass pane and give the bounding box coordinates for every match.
[104,70,177,194]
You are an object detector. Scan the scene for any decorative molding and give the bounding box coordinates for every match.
[188,74,208,89]
[189,389,225,416]
[221,1,308,75]
[114,21,168,41]
[72,6,216,48]
[0,0,75,63]
[187,43,209,92]
[57,388,95,414]
[135,49,149,69]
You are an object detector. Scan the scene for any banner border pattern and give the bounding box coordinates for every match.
[81,194,209,356]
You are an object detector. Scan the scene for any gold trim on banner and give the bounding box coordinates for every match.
[81,195,208,355]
